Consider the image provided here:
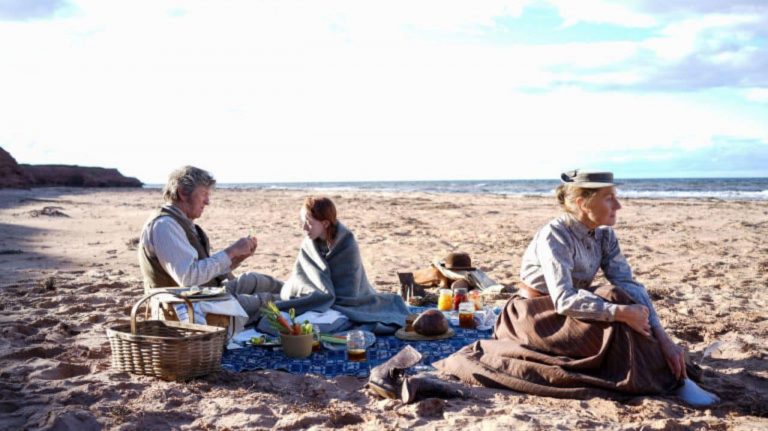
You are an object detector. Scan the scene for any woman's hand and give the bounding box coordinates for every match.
[614,304,651,337]
[657,330,687,381]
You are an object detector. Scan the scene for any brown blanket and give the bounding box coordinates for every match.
[433,285,679,399]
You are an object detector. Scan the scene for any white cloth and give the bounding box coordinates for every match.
[165,295,249,334]
[227,328,267,349]
[231,328,266,344]
[139,205,231,287]
[294,309,348,326]
[467,271,505,291]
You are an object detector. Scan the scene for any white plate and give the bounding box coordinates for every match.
[179,287,227,298]
[246,335,281,347]
[322,330,376,351]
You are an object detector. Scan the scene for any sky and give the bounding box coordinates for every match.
[1,0,767,183]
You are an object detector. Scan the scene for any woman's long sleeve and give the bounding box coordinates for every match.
[600,228,662,329]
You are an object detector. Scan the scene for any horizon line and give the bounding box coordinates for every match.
[141,175,768,186]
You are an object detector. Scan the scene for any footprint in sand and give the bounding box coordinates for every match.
[29,362,91,380]
[56,389,100,406]
[1,346,64,360]
[64,304,94,314]
[0,402,20,414]
[44,410,100,431]
[29,317,60,328]
[2,324,37,338]
[86,314,104,324]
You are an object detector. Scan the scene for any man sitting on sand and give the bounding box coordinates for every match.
[138,165,283,323]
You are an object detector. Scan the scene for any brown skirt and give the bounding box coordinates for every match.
[433,285,679,399]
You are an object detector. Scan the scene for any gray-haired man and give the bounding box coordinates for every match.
[138,165,282,323]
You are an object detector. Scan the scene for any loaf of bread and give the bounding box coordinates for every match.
[412,310,449,336]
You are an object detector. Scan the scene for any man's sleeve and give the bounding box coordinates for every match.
[150,217,232,287]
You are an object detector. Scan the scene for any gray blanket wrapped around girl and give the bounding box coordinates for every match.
[269,196,409,335]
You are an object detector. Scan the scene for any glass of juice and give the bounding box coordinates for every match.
[346,330,367,362]
[452,287,468,311]
[437,289,453,311]
[469,289,483,311]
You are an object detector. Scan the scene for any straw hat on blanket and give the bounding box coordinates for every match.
[433,252,476,280]
[431,252,502,291]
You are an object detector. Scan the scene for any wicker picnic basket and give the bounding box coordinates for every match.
[106,292,226,381]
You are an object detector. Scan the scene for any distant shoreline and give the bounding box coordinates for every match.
[141,177,768,200]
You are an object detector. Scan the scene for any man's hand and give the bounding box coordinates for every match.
[225,236,257,262]
[229,253,248,270]
[615,304,651,337]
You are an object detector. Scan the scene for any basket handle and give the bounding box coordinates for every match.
[130,291,195,334]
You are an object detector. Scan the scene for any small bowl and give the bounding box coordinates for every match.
[280,333,313,359]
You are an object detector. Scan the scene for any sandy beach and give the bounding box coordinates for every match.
[1,187,766,430]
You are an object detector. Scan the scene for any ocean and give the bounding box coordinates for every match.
[146,178,768,200]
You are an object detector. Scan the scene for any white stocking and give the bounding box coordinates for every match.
[675,378,720,407]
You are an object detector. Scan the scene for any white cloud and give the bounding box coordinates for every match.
[0,0,766,182]
[645,13,762,61]
[546,0,657,28]
[745,88,768,103]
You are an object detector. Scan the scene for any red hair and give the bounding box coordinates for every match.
[304,196,338,244]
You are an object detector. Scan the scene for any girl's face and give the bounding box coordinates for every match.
[579,186,622,228]
[300,207,329,240]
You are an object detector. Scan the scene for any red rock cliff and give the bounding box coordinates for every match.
[0,147,33,188]
[0,147,143,188]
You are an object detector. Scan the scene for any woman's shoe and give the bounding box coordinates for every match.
[368,346,422,399]
[400,375,466,404]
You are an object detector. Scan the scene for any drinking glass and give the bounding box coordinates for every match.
[458,301,476,329]
[346,330,367,362]
[312,326,321,352]
[437,289,453,311]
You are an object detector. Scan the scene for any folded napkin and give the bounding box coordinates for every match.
[294,309,347,325]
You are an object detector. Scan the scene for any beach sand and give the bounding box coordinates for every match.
[1,187,766,430]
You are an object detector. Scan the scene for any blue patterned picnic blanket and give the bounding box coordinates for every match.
[221,307,493,378]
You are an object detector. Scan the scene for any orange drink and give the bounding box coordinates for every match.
[437,289,453,311]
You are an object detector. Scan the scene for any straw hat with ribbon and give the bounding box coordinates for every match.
[560,170,619,189]
[433,252,476,281]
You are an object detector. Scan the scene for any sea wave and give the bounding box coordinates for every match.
[145,179,768,200]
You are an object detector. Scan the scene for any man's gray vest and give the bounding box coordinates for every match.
[139,207,231,292]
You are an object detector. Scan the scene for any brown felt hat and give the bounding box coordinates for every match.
[560,169,619,189]
[439,252,475,271]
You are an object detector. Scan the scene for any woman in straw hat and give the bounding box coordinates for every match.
[435,170,718,406]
